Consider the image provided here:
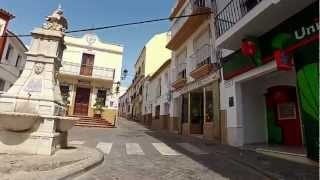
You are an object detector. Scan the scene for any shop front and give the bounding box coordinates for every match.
[172,72,221,141]
[221,3,319,160]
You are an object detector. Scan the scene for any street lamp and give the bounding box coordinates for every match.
[121,69,128,80]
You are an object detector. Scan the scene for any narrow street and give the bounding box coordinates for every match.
[69,118,275,180]
[70,118,266,180]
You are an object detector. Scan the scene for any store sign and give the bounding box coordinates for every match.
[222,5,318,80]
[294,20,319,40]
[173,72,219,98]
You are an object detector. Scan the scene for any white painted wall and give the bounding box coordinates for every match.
[221,59,298,145]
[63,34,123,82]
[0,31,27,91]
[148,65,171,116]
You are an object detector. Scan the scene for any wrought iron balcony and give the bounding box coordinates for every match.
[189,44,218,79]
[215,0,263,38]
[59,61,115,81]
[172,63,187,90]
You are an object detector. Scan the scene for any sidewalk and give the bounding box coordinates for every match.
[0,146,104,180]
[140,123,319,180]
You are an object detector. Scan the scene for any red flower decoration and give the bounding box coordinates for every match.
[241,39,257,57]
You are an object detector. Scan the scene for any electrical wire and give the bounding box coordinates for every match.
[0,11,213,38]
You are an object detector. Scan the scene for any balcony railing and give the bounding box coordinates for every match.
[189,44,213,71]
[60,61,115,81]
[170,0,211,38]
[215,0,263,38]
[173,62,187,82]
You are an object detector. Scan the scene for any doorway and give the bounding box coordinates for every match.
[74,87,91,116]
[265,86,302,146]
[190,90,204,134]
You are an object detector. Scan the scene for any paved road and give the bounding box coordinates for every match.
[69,119,319,180]
[69,118,269,180]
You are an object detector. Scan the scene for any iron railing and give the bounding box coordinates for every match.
[60,61,115,80]
[189,44,213,72]
[215,0,263,37]
[172,62,187,82]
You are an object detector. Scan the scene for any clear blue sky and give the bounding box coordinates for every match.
[1,0,174,87]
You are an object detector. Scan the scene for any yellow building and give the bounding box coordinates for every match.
[120,32,171,121]
[58,33,123,120]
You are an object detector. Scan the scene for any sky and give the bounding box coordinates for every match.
[1,0,175,87]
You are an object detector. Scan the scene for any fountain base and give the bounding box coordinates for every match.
[0,114,77,155]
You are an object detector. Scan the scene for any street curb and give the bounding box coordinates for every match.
[59,147,105,180]
[20,146,105,180]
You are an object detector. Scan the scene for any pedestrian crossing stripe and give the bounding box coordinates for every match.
[96,142,113,154]
[71,141,210,156]
[126,143,145,155]
[69,140,85,145]
[152,143,180,156]
[177,143,209,155]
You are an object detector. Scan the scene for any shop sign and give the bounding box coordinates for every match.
[173,72,218,98]
[222,4,318,80]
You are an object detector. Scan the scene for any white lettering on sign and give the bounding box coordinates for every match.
[294,22,319,40]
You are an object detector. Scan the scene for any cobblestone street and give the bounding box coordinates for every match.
[70,118,318,180]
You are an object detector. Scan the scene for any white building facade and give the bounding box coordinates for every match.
[58,33,123,119]
[0,9,28,93]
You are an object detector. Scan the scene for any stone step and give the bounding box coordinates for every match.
[76,120,112,124]
[74,117,114,128]
[75,123,114,128]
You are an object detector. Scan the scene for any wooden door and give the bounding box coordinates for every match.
[80,53,94,76]
[74,87,91,116]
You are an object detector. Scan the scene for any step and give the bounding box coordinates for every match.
[75,124,115,128]
[76,120,112,124]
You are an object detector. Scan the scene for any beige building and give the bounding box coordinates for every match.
[119,32,171,122]
[58,33,123,120]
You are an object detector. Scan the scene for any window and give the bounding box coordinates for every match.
[97,90,107,106]
[157,78,161,97]
[15,55,21,67]
[80,53,94,76]
[5,44,13,60]
[0,79,6,91]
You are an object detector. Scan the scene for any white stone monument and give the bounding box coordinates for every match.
[0,6,77,155]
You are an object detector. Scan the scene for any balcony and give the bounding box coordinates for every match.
[215,0,315,50]
[166,0,212,50]
[189,44,217,80]
[59,61,115,81]
[172,63,187,90]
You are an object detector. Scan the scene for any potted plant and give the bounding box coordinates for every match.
[61,91,70,115]
[93,97,105,118]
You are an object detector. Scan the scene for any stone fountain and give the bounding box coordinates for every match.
[0,6,77,155]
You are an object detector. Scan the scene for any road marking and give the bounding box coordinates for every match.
[126,143,145,155]
[69,140,85,145]
[152,143,180,156]
[96,142,113,154]
[177,143,209,155]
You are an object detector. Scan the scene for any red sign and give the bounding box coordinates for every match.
[274,50,293,71]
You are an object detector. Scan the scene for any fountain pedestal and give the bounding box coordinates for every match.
[0,7,77,155]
